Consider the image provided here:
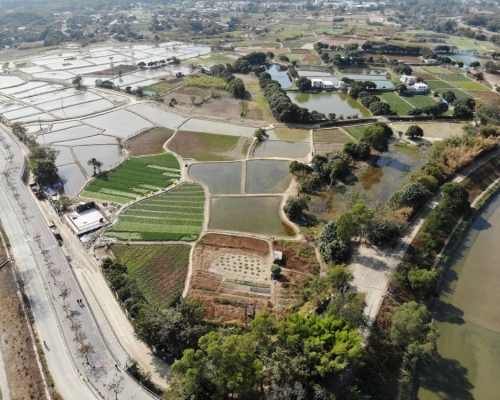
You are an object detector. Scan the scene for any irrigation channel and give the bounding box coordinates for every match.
[417,192,500,399]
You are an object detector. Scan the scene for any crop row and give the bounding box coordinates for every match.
[105,182,205,241]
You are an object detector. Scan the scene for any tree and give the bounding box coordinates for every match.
[469,61,480,68]
[484,60,499,73]
[405,125,424,139]
[54,195,72,211]
[441,182,469,211]
[266,51,275,59]
[318,221,351,263]
[360,125,390,152]
[283,195,309,220]
[296,77,312,91]
[172,331,263,399]
[11,122,28,144]
[453,103,474,119]
[337,201,374,241]
[442,91,456,103]
[228,78,245,98]
[125,86,132,94]
[32,159,59,185]
[407,268,439,294]
[87,158,103,176]
[107,376,125,400]
[254,128,266,142]
[72,75,83,88]
[271,264,281,278]
[395,83,407,93]
[369,101,392,116]
[388,301,438,361]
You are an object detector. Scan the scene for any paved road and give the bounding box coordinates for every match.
[0,126,154,399]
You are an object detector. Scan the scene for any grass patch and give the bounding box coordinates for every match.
[442,74,472,82]
[287,53,304,61]
[454,81,489,90]
[111,244,190,306]
[423,66,447,74]
[254,94,274,121]
[377,92,414,115]
[313,128,351,143]
[82,154,180,204]
[168,131,241,161]
[342,125,370,140]
[144,80,183,95]
[106,183,205,241]
[401,94,436,108]
[184,76,228,90]
[425,80,454,90]
[445,88,472,100]
[282,42,303,49]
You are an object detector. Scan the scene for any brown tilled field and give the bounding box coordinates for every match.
[384,55,422,64]
[303,54,321,62]
[189,233,309,322]
[127,128,174,156]
[240,47,290,55]
[470,90,500,102]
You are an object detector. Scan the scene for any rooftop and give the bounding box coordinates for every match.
[65,207,109,236]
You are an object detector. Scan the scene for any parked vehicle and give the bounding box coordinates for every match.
[29,183,45,199]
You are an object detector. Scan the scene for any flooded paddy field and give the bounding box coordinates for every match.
[252,140,310,159]
[209,196,295,237]
[58,163,87,195]
[418,193,500,400]
[179,119,256,137]
[266,127,310,142]
[245,160,291,194]
[83,109,154,138]
[189,162,243,194]
[127,104,186,129]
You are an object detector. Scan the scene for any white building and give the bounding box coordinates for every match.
[400,75,418,85]
[311,78,335,90]
[407,83,429,93]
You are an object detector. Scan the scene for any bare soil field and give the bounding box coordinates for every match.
[291,49,313,54]
[167,130,250,161]
[303,53,321,62]
[0,238,48,399]
[127,128,174,156]
[391,121,467,139]
[470,90,500,102]
[189,234,309,322]
[314,143,344,155]
[321,39,348,46]
[412,72,438,81]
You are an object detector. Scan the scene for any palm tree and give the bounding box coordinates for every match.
[87,158,103,176]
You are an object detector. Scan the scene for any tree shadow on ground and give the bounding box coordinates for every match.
[433,300,465,325]
[417,353,474,400]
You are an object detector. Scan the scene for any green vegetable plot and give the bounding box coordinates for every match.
[81,154,181,204]
[106,183,205,241]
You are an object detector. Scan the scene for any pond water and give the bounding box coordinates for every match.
[83,109,154,139]
[127,104,186,130]
[252,140,310,159]
[51,99,115,119]
[179,119,256,137]
[58,163,86,195]
[417,193,500,400]
[340,67,394,89]
[266,127,310,142]
[72,145,125,176]
[189,162,242,194]
[246,160,291,194]
[308,144,427,221]
[266,64,293,89]
[287,92,371,117]
[297,70,340,85]
[209,196,295,237]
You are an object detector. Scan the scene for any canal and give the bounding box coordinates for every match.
[418,193,500,400]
